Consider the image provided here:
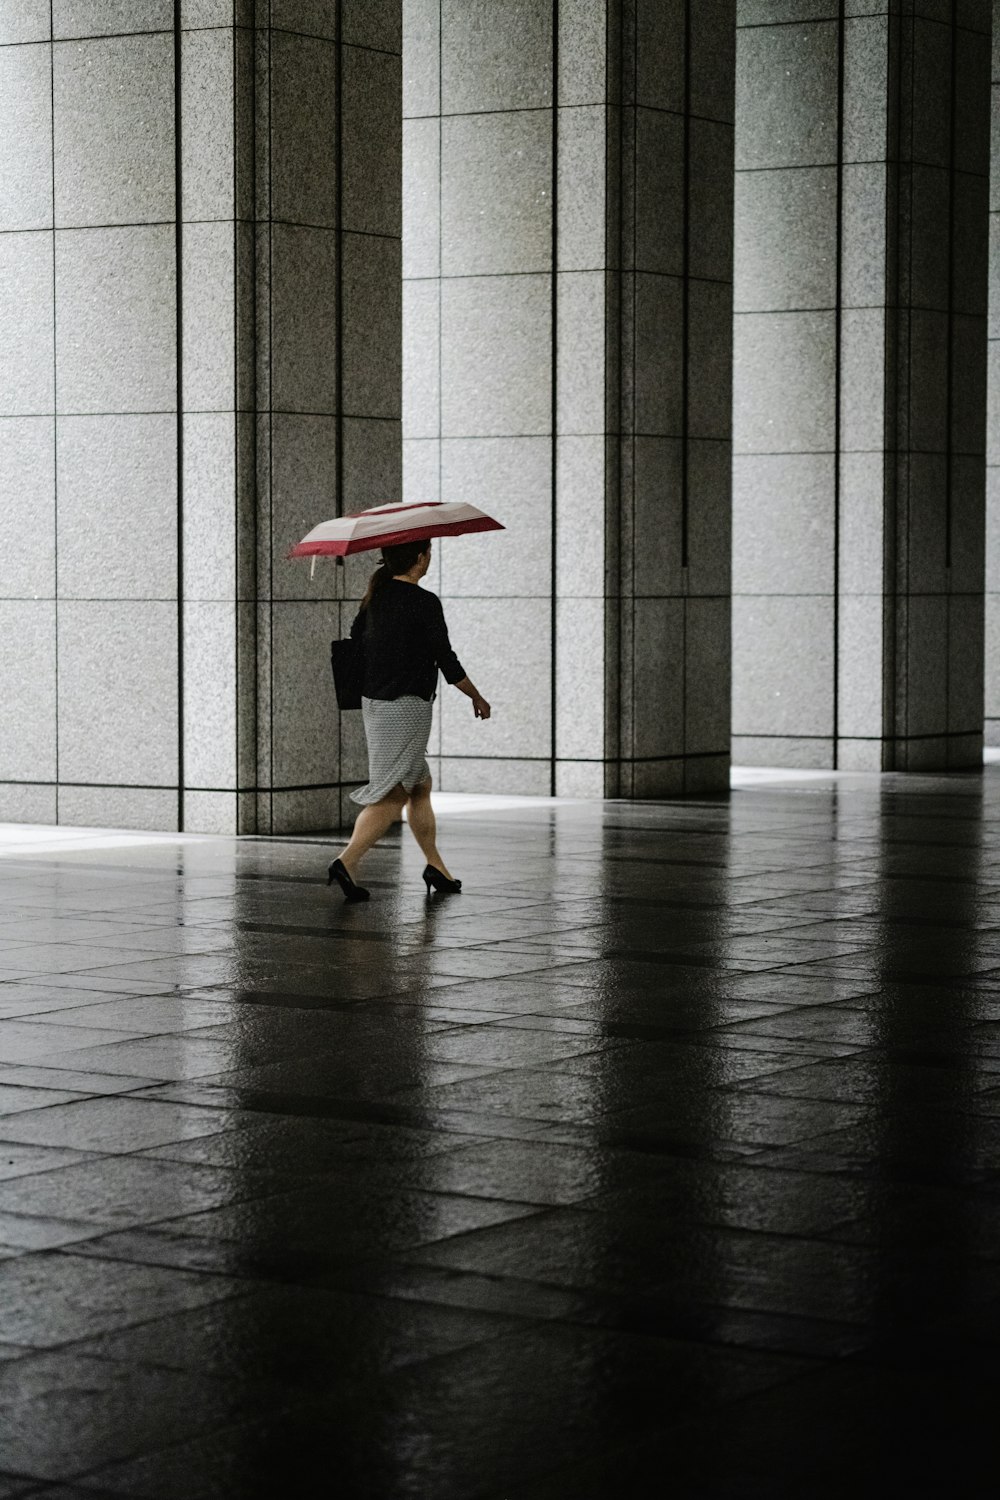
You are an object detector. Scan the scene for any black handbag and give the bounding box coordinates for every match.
[330,637,363,710]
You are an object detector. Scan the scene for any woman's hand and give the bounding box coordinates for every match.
[455,677,491,720]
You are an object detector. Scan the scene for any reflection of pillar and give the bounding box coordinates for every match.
[403,1,735,799]
[734,8,990,772]
[185,4,401,835]
[608,2,735,797]
[859,782,982,1335]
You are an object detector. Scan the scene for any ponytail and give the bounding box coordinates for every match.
[360,537,431,610]
[360,560,392,611]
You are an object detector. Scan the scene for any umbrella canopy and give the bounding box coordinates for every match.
[289,501,504,559]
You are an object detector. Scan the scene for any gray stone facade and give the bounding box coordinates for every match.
[0,0,996,833]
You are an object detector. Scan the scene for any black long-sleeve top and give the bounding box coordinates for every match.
[350,580,466,702]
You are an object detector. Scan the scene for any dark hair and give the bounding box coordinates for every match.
[360,537,431,610]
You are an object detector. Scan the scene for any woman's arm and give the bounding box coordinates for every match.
[427,595,490,717]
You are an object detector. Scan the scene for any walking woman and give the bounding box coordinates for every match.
[328,538,491,903]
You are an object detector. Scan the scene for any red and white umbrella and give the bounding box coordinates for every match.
[289,500,503,559]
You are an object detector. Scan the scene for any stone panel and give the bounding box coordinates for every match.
[182,222,235,414]
[440,0,552,114]
[735,21,839,171]
[55,226,175,415]
[0,2,50,44]
[53,33,174,228]
[439,598,551,761]
[183,602,237,790]
[0,233,55,416]
[0,419,55,599]
[0,602,56,783]
[180,28,234,223]
[441,112,552,278]
[732,454,835,596]
[342,46,403,239]
[0,43,53,232]
[57,601,179,786]
[733,311,836,454]
[440,437,550,598]
[57,416,177,601]
[441,276,551,438]
[732,595,834,740]
[734,167,836,313]
[403,117,440,280]
[53,1,172,37]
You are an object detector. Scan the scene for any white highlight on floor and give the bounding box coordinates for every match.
[415,792,583,818]
[3,754,998,852]
[0,825,215,857]
[730,766,877,787]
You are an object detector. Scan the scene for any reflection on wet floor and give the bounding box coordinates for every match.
[0,768,999,1495]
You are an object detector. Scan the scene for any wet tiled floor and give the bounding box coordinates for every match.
[1,770,1000,1496]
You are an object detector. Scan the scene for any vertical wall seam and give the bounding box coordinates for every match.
[267,14,274,833]
[233,1,239,828]
[833,0,845,770]
[607,0,624,797]
[680,0,691,788]
[437,0,443,766]
[945,0,957,575]
[335,1,344,522]
[174,1,185,830]
[629,1,636,792]
[882,7,899,766]
[438,0,443,501]
[550,0,559,797]
[944,0,958,751]
[902,11,915,760]
[680,0,691,574]
[249,1,261,832]
[50,1,58,820]
[335,0,344,816]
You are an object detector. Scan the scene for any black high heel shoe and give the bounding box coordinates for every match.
[422,864,462,894]
[328,858,370,903]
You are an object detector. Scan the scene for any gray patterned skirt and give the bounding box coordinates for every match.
[350,695,434,806]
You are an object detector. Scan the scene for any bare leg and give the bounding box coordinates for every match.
[405,780,454,880]
[337,787,407,876]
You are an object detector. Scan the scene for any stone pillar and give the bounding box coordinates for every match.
[402,0,734,798]
[733,3,990,772]
[0,4,181,830]
[607,1,735,796]
[0,2,401,834]
[233,3,402,834]
[875,3,989,771]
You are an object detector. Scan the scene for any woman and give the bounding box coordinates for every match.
[328,537,491,903]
